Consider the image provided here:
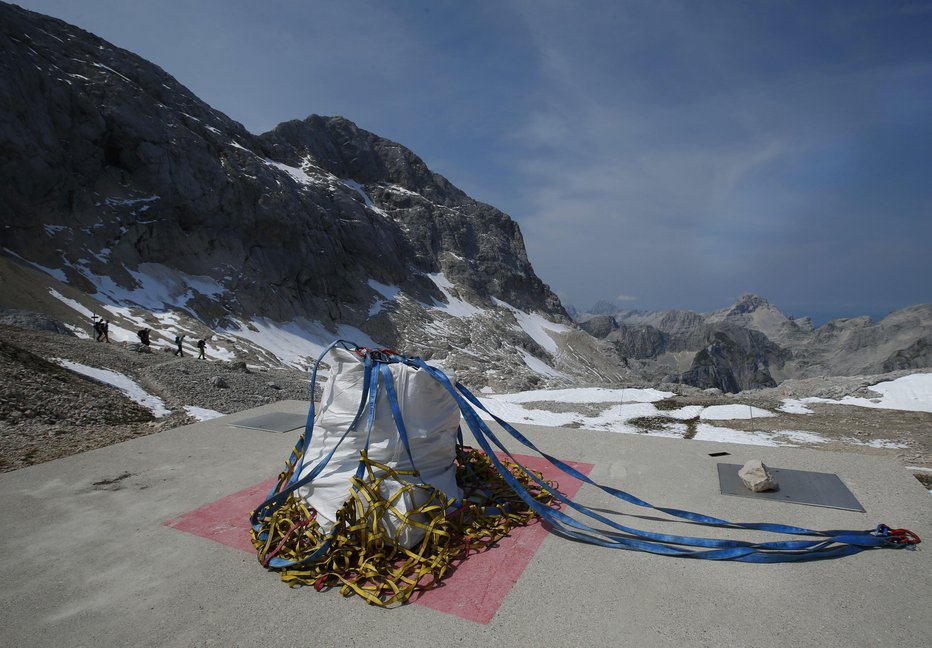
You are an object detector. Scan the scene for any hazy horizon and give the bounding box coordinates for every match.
[571,294,919,328]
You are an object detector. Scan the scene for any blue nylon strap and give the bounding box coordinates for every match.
[420,365,752,558]
[379,361,420,474]
[411,358,888,560]
[465,406,858,552]
[355,359,381,480]
[450,372,888,547]
[266,538,333,569]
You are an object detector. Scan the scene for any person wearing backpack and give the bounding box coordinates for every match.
[197,338,207,360]
[174,334,185,357]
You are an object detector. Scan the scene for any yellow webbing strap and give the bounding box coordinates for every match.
[251,447,557,606]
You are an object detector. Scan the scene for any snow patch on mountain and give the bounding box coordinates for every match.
[779,399,814,414]
[101,195,159,208]
[693,425,785,447]
[342,179,384,214]
[428,273,484,317]
[63,261,226,312]
[368,279,400,316]
[52,358,171,417]
[469,386,927,449]
[494,387,671,404]
[48,288,93,319]
[843,437,909,449]
[517,348,568,380]
[493,297,570,355]
[222,317,376,369]
[4,248,67,282]
[265,158,315,186]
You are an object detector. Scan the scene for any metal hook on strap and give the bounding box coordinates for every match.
[353,346,401,363]
[874,524,921,547]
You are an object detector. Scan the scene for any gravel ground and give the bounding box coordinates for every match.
[0,323,314,472]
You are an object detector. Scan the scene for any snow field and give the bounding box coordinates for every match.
[802,373,932,413]
[474,372,930,449]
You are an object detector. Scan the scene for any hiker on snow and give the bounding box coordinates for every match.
[174,334,185,357]
[137,328,151,346]
[197,338,207,360]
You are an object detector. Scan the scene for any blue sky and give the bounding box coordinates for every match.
[16,0,932,322]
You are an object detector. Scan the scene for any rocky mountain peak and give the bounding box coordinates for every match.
[263,115,466,206]
[656,309,705,335]
[725,293,770,315]
[578,314,618,338]
[0,1,591,392]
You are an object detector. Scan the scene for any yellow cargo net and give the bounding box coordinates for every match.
[251,447,557,606]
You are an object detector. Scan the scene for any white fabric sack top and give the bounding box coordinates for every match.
[296,348,463,547]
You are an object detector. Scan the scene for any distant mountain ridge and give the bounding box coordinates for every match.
[577,295,932,392]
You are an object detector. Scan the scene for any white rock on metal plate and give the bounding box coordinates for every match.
[738,459,778,492]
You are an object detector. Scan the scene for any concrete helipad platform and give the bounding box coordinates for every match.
[1,400,930,647]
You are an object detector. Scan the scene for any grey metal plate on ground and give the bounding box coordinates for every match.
[717,463,865,512]
[230,412,306,433]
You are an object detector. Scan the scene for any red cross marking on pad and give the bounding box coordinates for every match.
[164,453,593,624]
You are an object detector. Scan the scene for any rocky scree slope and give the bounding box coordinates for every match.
[0,316,312,473]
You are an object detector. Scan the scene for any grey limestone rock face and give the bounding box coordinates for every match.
[609,325,668,360]
[676,328,786,393]
[261,115,567,317]
[883,337,932,372]
[578,315,618,339]
[0,2,565,356]
[655,310,706,336]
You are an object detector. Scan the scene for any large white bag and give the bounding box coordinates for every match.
[295,347,462,547]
